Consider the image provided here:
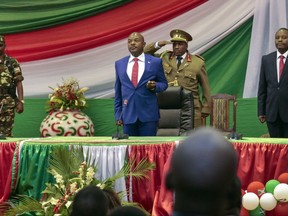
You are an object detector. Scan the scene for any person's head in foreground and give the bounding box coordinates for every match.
[70,185,109,216]
[166,127,239,216]
[108,206,147,216]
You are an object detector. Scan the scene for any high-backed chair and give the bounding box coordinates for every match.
[156,86,194,136]
[210,94,237,133]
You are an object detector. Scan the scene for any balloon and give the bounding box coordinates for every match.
[242,192,259,210]
[274,183,288,202]
[247,181,265,196]
[259,193,277,211]
[278,172,288,184]
[274,202,288,216]
[249,206,262,216]
[265,179,280,193]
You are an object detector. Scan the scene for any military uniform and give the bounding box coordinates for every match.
[144,30,211,128]
[0,54,24,137]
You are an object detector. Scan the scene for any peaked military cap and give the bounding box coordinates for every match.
[170,29,192,43]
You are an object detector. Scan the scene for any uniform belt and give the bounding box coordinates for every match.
[0,88,10,95]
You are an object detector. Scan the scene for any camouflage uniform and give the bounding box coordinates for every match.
[144,45,211,128]
[0,55,24,136]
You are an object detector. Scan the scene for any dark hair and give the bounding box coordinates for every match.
[70,185,109,216]
[103,188,122,210]
[108,206,147,216]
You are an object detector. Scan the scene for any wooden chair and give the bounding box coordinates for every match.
[210,94,237,133]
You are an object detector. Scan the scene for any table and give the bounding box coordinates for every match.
[1,137,288,215]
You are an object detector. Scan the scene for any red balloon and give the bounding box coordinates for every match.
[278,172,288,184]
[240,206,249,216]
[247,181,265,196]
[274,202,288,216]
[265,210,275,216]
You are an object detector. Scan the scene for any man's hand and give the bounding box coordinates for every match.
[146,80,156,90]
[158,41,172,47]
[116,120,123,126]
[16,102,24,113]
[258,115,266,123]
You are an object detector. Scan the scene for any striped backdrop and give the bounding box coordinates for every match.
[2,0,287,98]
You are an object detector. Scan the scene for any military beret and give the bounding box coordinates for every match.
[170,29,192,43]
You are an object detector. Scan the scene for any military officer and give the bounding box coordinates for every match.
[0,35,24,137]
[144,29,211,128]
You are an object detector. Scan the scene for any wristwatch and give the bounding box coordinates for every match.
[19,100,24,104]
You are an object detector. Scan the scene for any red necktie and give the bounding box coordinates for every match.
[131,58,139,87]
[279,55,285,77]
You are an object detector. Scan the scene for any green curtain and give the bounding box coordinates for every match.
[202,17,253,98]
[14,144,68,200]
[0,0,131,33]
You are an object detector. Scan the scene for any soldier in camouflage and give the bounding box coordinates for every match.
[0,35,24,137]
[144,29,211,128]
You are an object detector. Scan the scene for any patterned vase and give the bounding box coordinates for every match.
[40,110,94,137]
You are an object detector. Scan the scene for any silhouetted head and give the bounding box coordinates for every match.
[108,206,147,216]
[70,185,109,216]
[166,127,238,215]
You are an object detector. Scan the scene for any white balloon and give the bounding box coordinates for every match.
[259,193,277,211]
[274,183,288,202]
[242,192,259,210]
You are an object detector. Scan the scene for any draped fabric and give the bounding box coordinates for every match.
[3,138,288,216]
[83,145,127,199]
[5,0,206,62]
[127,143,176,213]
[2,0,256,98]
[1,0,287,99]
[0,0,132,34]
[0,142,18,203]
[234,142,288,189]
[15,144,61,200]
[243,0,288,97]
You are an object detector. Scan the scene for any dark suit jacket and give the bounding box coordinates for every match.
[114,54,168,124]
[258,51,288,122]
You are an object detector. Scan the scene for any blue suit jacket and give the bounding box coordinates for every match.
[258,51,288,122]
[114,54,168,124]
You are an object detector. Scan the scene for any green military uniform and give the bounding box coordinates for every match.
[0,54,24,136]
[144,30,211,128]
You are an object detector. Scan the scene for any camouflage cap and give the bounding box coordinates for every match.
[0,35,5,43]
[170,29,192,43]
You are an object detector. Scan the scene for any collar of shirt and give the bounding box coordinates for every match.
[129,53,145,63]
[277,51,288,60]
[177,53,187,63]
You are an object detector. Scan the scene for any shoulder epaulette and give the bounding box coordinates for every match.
[195,54,205,61]
[160,50,173,59]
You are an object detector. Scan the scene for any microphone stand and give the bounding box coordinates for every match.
[112,102,129,140]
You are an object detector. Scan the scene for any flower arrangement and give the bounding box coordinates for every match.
[2,147,154,216]
[47,78,89,113]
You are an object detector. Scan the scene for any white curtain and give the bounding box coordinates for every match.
[243,0,288,98]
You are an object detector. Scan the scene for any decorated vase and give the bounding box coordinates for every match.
[40,110,94,137]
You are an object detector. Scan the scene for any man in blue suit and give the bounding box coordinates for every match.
[258,28,288,138]
[114,32,168,136]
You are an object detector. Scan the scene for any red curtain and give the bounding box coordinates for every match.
[127,142,176,213]
[0,142,18,204]
[234,142,288,189]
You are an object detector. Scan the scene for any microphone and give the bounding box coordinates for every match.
[112,100,129,140]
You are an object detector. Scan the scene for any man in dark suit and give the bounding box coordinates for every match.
[258,28,288,138]
[114,32,168,136]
